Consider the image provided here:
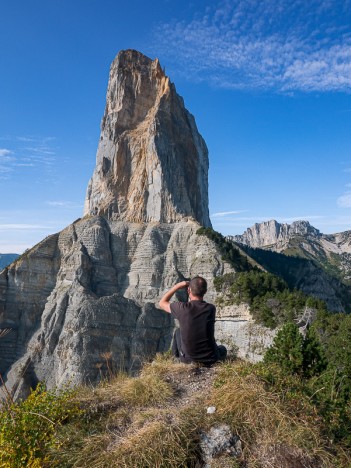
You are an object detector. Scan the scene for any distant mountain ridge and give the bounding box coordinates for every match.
[231,219,351,258]
[0,254,19,270]
[231,220,351,279]
[231,220,321,248]
[230,220,351,312]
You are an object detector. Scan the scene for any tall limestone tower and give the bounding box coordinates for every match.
[85,49,212,227]
[0,50,230,399]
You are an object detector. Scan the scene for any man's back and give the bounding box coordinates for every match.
[170,300,217,363]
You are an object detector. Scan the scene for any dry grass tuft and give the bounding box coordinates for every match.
[110,418,198,467]
[140,352,194,378]
[117,373,174,406]
[208,362,333,466]
[65,404,203,468]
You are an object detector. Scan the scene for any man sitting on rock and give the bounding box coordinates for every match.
[159,276,227,365]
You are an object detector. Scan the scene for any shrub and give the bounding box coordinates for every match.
[264,323,304,374]
[302,326,327,377]
[263,318,351,447]
[0,384,80,468]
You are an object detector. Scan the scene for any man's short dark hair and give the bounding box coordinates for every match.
[189,276,207,297]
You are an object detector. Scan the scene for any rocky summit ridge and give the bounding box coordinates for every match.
[231,219,321,248]
[231,219,351,263]
[231,219,351,312]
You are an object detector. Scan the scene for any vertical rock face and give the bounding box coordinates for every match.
[84,49,211,227]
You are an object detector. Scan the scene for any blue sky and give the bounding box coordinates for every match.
[1,0,351,253]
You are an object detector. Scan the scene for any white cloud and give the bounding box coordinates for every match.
[0,149,15,175]
[0,224,52,231]
[0,136,57,179]
[337,192,351,207]
[211,210,247,217]
[0,166,13,174]
[46,201,83,209]
[16,136,37,142]
[0,149,12,157]
[154,0,351,92]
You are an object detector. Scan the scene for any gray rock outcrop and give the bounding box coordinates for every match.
[84,50,211,227]
[200,425,242,466]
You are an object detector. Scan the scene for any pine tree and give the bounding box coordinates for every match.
[302,326,327,377]
[264,322,303,374]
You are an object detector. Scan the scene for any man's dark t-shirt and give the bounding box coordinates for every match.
[170,300,218,363]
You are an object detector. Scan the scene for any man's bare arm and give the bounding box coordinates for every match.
[158,281,189,313]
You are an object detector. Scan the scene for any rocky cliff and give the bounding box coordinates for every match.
[1,50,258,400]
[84,50,211,227]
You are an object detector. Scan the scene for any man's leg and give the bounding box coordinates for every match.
[171,328,183,358]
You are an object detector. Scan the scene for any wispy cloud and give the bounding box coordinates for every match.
[0,149,15,178]
[337,192,351,208]
[46,201,83,209]
[154,0,351,92]
[16,136,37,142]
[0,224,52,231]
[0,149,12,158]
[0,136,57,179]
[211,210,247,217]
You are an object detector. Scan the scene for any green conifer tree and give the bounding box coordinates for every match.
[302,326,327,377]
[264,322,303,374]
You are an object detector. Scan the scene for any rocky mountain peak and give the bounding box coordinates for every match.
[289,220,320,237]
[231,219,320,248]
[84,49,211,227]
